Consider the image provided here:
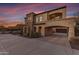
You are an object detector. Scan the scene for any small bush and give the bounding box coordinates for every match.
[30,32,41,38]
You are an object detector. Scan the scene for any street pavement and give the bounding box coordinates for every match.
[0,34,79,55]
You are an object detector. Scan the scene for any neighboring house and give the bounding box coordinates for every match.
[7,24,25,34]
[0,26,6,33]
[23,6,79,40]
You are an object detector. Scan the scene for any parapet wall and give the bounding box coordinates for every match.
[45,17,76,28]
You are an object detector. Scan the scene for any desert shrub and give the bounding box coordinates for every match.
[30,32,41,38]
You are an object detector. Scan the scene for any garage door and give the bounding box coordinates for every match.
[56,29,68,33]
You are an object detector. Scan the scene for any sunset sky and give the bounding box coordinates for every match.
[0,3,79,27]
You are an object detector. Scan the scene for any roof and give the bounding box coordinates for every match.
[36,6,66,15]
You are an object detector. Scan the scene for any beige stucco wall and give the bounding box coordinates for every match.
[34,25,45,36]
[48,8,66,19]
[46,18,76,39]
[35,8,66,24]
[45,18,75,27]
[34,17,76,40]
[24,7,77,40]
[23,25,28,36]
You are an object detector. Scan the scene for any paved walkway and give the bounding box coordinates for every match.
[0,34,79,55]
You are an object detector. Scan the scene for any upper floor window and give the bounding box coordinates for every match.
[36,17,39,22]
[36,16,43,22]
[39,16,43,22]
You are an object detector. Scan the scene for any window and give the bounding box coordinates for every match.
[36,17,39,22]
[36,16,43,22]
[39,16,43,22]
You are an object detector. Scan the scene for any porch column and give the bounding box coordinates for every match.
[41,26,45,36]
[68,26,75,40]
[36,26,39,32]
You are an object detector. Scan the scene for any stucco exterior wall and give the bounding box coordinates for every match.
[48,8,66,19]
[35,13,48,24]
[45,18,76,28]
[34,18,76,40]
[23,6,78,40]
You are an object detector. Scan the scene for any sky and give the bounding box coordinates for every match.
[0,3,79,27]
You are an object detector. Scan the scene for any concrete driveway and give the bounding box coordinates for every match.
[0,34,79,55]
[39,33,70,47]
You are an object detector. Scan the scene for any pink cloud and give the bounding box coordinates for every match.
[0,3,66,15]
[0,3,66,27]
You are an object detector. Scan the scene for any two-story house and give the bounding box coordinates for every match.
[23,6,78,40]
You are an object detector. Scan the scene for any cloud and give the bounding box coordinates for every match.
[0,3,79,27]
